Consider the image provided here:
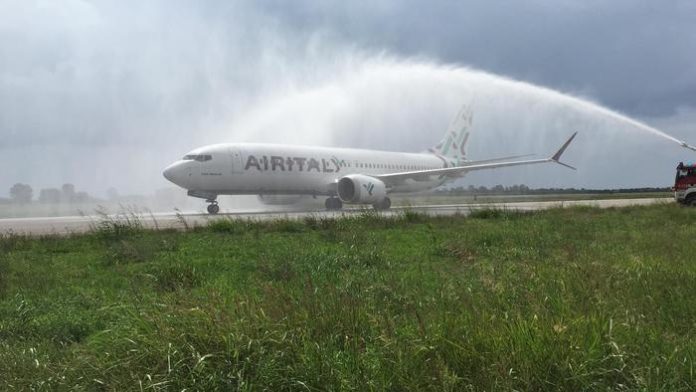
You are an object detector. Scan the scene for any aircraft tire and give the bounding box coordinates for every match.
[325,197,343,211]
[373,197,391,210]
[207,203,220,214]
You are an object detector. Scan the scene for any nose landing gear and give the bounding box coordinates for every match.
[206,199,220,215]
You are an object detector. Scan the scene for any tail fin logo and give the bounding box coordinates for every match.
[431,104,473,163]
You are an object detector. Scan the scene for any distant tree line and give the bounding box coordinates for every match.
[434,185,671,196]
[2,183,93,204]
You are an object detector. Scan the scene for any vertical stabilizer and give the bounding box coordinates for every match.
[429,105,473,166]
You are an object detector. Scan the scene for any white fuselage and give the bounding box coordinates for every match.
[163,143,451,197]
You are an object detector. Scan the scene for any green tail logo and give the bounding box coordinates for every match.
[362,182,375,196]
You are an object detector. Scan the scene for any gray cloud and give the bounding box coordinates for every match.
[0,0,695,196]
[261,0,696,116]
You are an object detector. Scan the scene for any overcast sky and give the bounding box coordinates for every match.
[1,0,695,196]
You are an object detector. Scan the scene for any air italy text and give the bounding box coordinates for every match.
[244,155,342,173]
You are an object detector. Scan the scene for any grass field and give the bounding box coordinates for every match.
[1,204,695,390]
[391,191,672,207]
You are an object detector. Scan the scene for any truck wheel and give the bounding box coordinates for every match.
[688,196,696,207]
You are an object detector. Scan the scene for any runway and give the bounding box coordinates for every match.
[0,198,672,236]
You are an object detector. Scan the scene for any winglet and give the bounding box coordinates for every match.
[550,132,578,170]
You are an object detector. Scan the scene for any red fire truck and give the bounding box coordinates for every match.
[674,162,696,205]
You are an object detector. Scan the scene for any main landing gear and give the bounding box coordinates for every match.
[325,197,343,211]
[206,199,220,215]
[373,197,391,211]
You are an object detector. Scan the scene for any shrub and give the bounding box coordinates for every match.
[152,261,202,292]
[89,208,144,242]
[402,209,428,223]
[468,207,526,220]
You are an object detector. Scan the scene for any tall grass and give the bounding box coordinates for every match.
[1,204,695,390]
[88,206,144,241]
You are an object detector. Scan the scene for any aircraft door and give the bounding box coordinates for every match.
[185,158,202,190]
[230,147,244,173]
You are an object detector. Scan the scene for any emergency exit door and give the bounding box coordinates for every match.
[230,147,244,173]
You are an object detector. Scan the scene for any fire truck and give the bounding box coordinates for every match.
[674,162,696,205]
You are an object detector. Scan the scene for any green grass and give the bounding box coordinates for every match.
[1,204,695,390]
[392,191,672,207]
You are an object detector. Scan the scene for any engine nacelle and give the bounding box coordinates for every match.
[337,175,387,204]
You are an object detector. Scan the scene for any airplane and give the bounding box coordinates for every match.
[163,107,578,214]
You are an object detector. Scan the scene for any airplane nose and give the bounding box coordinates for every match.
[163,163,176,182]
[163,162,187,187]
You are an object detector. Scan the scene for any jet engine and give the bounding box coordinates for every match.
[337,174,387,204]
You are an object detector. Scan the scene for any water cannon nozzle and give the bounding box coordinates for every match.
[680,141,696,152]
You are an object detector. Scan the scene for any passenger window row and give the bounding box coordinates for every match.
[354,162,433,171]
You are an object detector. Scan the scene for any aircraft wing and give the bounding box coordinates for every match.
[375,132,578,186]
[457,153,535,165]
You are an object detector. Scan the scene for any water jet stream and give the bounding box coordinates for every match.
[232,59,694,155]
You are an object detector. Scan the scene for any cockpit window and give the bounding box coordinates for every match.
[182,154,212,162]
